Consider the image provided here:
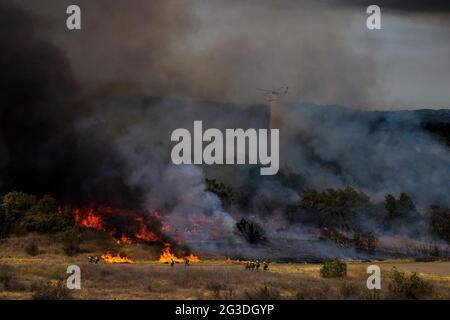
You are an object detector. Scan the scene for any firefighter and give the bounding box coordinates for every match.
[263,261,269,271]
[170,259,175,267]
[185,258,190,267]
[88,256,99,264]
[255,260,260,270]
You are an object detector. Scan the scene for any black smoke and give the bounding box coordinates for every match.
[0,1,136,206]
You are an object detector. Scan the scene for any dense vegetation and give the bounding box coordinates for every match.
[205,180,450,249]
[0,191,74,238]
[301,187,373,231]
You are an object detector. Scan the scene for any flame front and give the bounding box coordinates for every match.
[74,208,201,263]
[101,252,134,264]
[74,208,104,230]
[158,243,200,263]
[135,217,160,242]
[186,253,201,263]
[159,244,185,263]
[73,207,161,244]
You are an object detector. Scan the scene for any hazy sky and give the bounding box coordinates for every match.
[13,0,450,109]
[347,7,450,109]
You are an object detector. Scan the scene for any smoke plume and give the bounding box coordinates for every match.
[17,0,386,108]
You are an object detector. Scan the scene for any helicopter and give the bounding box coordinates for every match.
[256,86,289,96]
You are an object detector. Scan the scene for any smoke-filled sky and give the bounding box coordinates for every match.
[12,0,450,109]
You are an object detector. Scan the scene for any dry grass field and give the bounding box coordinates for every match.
[1,234,450,300]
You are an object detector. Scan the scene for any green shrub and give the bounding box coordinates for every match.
[388,268,432,299]
[0,192,37,237]
[18,195,69,234]
[320,259,347,278]
[0,192,74,238]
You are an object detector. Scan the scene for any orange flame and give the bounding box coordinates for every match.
[74,208,104,230]
[135,217,160,242]
[158,243,200,263]
[116,234,133,245]
[73,207,161,244]
[101,252,134,264]
[159,244,184,263]
[186,253,201,263]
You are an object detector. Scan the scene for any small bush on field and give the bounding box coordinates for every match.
[245,284,281,300]
[388,268,432,299]
[24,240,40,256]
[320,259,347,278]
[31,280,72,300]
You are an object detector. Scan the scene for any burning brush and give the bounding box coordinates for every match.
[158,243,200,263]
[101,252,134,264]
[74,207,201,264]
[74,207,162,244]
